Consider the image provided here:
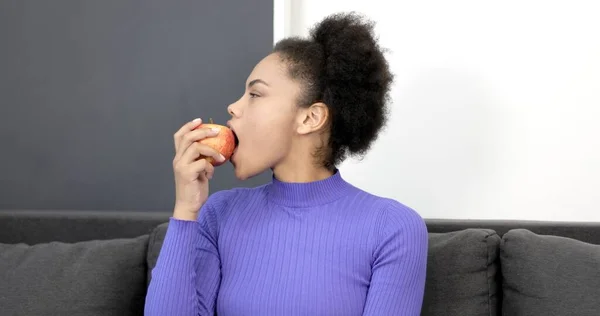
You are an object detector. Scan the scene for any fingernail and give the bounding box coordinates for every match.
[219,154,226,161]
[211,128,220,134]
[192,118,201,123]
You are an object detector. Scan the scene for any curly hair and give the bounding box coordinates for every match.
[273,12,393,169]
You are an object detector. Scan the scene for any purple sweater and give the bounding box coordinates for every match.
[144,171,428,315]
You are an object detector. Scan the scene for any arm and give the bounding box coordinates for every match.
[362,202,429,316]
[144,202,221,316]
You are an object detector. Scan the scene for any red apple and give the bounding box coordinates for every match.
[194,120,236,167]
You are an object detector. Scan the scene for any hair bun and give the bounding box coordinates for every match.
[272,12,392,167]
[310,12,376,59]
[309,12,392,158]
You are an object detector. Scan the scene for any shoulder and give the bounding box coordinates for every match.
[365,196,428,265]
[200,184,269,217]
[196,184,268,234]
[379,198,427,236]
[355,190,428,249]
[350,186,426,230]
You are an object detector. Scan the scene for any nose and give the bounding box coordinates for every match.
[227,99,241,118]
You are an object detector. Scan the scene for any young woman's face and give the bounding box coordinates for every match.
[227,53,303,180]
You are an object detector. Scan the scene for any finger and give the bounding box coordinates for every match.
[180,143,225,165]
[181,158,208,181]
[175,128,220,160]
[173,118,203,152]
[204,161,215,180]
[186,158,215,181]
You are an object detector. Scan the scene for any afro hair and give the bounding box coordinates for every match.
[273,12,393,169]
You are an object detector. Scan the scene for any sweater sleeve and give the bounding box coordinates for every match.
[362,202,429,316]
[144,200,222,316]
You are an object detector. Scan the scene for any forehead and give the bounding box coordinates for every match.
[246,53,294,88]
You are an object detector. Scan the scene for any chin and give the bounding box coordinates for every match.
[234,169,250,181]
[233,161,269,181]
[231,162,250,181]
[234,167,261,181]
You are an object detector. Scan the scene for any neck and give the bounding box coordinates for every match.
[272,152,333,183]
[267,168,353,207]
[272,165,333,183]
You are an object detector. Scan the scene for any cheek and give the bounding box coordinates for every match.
[246,120,292,152]
[241,110,295,157]
[246,102,296,139]
[235,123,292,178]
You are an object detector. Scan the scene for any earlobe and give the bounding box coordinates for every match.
[296,102,329,135]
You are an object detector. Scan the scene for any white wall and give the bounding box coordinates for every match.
[282,0,600,221]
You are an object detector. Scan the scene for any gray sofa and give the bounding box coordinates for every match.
[1,210,599,316]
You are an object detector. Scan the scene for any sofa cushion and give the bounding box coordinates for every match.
[501,229,600,316]
[422,229,501,316]
[0,235,149,316]
[146,222,168,286]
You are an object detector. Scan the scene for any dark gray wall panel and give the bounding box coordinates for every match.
[0,0,273,211]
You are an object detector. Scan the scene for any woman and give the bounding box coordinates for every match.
[145,12,428,316]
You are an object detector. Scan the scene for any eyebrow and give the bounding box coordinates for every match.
[248,79,269,88]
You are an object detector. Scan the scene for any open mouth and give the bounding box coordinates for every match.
[233,131,239,148]
[230,131,239,166]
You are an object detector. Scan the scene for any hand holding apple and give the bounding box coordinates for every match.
[171,118,232,221]
[194,118,236,167]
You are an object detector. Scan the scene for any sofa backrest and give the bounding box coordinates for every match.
[426,218,600,244]
[0,210,170,244]
[3,210,599,245]
[3,210,600,316]
[426,218,600,316]
[0,210,170,316]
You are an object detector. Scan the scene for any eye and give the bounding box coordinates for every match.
[249,92,259,98]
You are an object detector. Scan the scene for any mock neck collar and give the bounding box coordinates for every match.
[266,170,353,208]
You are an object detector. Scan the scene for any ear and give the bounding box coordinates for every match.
[296,102,329,135]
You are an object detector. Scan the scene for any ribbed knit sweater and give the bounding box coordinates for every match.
[144,171,428,315]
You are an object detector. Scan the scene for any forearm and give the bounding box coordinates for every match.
[145,218,200,315]
[362,287,426,316]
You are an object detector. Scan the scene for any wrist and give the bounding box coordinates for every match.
[173,204,200,221]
